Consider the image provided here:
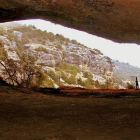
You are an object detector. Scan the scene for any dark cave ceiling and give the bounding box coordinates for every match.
[1,0,140,44]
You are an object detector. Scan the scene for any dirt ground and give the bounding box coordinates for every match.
[1,87,140,140]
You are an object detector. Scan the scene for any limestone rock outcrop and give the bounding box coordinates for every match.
[0,24,115,84]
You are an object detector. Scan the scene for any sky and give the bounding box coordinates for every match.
[17,19,140,68]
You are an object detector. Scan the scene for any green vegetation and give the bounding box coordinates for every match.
[0,22,118,89]
[93,49,103,55]
[47,70,59,84]
[56,62,79,77]
[55,62,78,85]
[71,39,78,44]
[83,71,92,78]
[55,44,62,49]
[35,46,48,53]
[77,78,85,87]
[43,76,54,87]
[0,47,7,61]
[126,82,135,89]
[61,72,76,85]
[0,28,5,36]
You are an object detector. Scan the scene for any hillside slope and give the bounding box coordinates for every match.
[0,23,117,88]
[114,60,140,81]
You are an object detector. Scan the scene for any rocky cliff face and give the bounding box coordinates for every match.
[0,23,115,87]
[24,42,114,78]
[0,0,140,44]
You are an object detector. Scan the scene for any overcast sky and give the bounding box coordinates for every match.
[18,19,140,68]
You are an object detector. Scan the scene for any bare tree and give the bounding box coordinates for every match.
[0,49,42,87]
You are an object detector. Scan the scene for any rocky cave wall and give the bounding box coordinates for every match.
[0,0,140,44]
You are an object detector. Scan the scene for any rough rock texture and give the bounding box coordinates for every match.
[0,0,140,44]
[23,42,115,78]
[0,25,115,83]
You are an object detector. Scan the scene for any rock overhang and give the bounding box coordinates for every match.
[0,0,140,44]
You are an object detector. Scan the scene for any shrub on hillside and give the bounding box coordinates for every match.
[43,76,55,87]
[84,77,94,89]
[94,80,100,88]
[93,49,103,55]
[126,82,135,89]
[35,46,48,53]
[56,62,79,77]
[55,44,62,49]
[71,40,78,44]
[83,72,93,79]
[0,40,4,47]
[77,78,85,86]
[67,75,76,85]
[0,29,5,36]
[47,70,59,83]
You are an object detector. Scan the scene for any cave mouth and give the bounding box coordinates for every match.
[0,19,140,89]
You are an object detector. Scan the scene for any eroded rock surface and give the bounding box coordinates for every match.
[0,0,140,44]
[0,24,115,86]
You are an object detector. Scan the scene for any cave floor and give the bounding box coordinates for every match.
[0,87,140,140]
